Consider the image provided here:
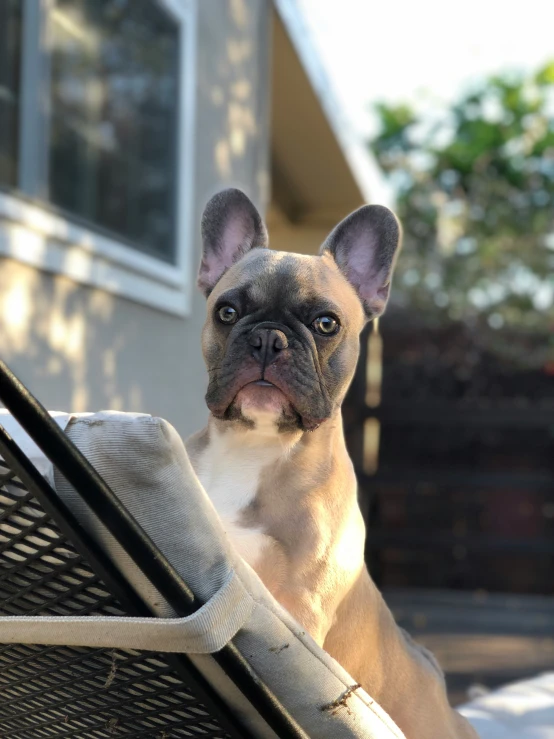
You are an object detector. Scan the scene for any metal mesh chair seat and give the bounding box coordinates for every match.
[0,458,235,739]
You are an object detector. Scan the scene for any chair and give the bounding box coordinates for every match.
[0,360,404,739]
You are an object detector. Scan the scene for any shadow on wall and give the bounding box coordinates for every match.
[0,259,143,412]
[1,0,271,430]
[197,0,270,203]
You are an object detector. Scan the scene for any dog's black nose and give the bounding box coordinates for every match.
[249,328,288,365]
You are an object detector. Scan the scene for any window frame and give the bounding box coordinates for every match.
[0,0,197,316]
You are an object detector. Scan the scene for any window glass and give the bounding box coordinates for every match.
[48,0,179,261]
[0,0,22,187]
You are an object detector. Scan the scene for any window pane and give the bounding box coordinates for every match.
[0,0,22,187]
[48,0,179,261]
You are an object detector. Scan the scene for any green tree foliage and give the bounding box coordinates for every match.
[371,63,554,364]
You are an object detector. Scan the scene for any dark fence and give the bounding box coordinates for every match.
[344,316,554,595]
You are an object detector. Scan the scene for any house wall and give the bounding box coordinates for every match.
[0,0,271,440]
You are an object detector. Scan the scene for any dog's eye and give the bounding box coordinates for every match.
[312,315,339,336]
[217,305,239,325]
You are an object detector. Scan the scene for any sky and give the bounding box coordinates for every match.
[297,0,554,136]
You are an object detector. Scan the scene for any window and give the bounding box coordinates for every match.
[0,0,22,187]
[0,0,196,315]
[48,0,179,261]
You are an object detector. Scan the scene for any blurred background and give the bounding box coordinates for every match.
[1,0,553,707]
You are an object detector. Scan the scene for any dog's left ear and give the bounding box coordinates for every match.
[320,204,401,319]
[198,188,268,296]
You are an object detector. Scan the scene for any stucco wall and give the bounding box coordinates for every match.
[0,0,271,439]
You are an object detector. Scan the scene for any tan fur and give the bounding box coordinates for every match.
[191,192,477,738]
[187,408,477,739]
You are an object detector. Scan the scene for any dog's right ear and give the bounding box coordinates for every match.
[198,188,268,297]
[320,204,401,320]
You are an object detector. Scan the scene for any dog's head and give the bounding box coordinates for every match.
[198,188,400,433]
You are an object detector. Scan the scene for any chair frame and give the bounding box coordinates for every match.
[0,359,307,739]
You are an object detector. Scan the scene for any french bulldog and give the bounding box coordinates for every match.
[186,189,477,738]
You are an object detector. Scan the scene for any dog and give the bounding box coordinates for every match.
[186,188,477,738]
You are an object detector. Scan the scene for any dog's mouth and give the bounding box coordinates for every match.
[233,378,294,418]
[206,357,330,432]
[208,375,323,432]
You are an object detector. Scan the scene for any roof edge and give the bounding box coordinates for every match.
[272,0,394,209]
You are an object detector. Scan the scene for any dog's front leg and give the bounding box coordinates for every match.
[324,569,479,738]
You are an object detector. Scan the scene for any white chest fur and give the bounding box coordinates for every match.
[196,421,285,568]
